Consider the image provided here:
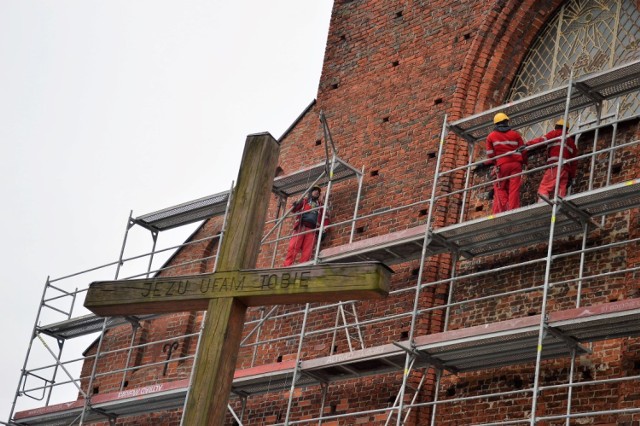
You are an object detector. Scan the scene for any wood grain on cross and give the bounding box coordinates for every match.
[84,133,391,425]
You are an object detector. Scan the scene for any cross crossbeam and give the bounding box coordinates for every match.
[86,262,391,316]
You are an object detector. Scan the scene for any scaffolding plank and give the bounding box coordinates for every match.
[410,299,640,372]
[319,178,640,264]
[436,202,560,258]
[564,178,640,217]
[301,343,410,383]
[320,225,448,265]
[38,314,158,340]
[134,191,230,232]
[13,380,190,425]
[549,298,640,342]
[448,85,587,142]
[272,156,360,198]
[440,177,640,258]
[416,327,579,372]
[449,59,640,142]
[577,59,640,101]
[231,360,305,396]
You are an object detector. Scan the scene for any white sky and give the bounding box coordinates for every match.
[0,1,333,420]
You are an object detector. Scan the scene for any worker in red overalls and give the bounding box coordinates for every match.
[485,112,527,214]
[527,118,578,200]
[283,186,329,266]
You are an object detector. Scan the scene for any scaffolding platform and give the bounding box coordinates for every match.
[15,298,640,425]
[272,156,361,198]
[231,360,300,396]
[38,314,158,340]
[448,59,640,142]
[412,298,640,372]
[320,178,640,263]
[133,191,231,232]
[320,224,431,264]
[13,379,190,426]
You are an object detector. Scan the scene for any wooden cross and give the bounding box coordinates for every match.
[84,133,391,425]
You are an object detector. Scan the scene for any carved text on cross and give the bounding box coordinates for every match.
[86,262,390,316]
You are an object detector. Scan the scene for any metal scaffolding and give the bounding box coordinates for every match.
[7,59,640,425]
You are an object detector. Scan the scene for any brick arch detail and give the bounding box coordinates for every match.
[451,0,565,120]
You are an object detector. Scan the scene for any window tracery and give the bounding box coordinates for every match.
[508,0,640,136]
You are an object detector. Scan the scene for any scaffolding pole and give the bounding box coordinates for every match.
[529,69,575,426]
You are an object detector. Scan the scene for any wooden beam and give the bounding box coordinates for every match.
[185,297,246,425]
[183,132,279,426]
[85,263,391,316]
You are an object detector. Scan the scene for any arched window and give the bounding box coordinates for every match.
[508,0,640,136]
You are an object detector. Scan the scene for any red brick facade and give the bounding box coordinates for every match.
[79,1,640,425]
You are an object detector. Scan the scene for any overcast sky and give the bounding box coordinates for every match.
[0,1,333,420]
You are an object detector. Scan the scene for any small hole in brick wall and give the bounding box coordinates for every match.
[463,33,471,40]
[93,387,99,395]
[356,226,365,234]
[434,98,443,105]
[387,395,396,403]
[340,34,346,41]
[634,360,640,370]
[392,60,400,67]
[527,310,537,316]
[609,296,619,302]
[428,151,437,159]
[315,139,322,146]
[276,412,282,422]
[419,209,428,216]
[382,116,390,123]
[446,385,456,397]
[330,403,337,414]
[412,268,420,276]
[612,163,622,174]
[370,169,379,177]
[331,83,339,90]
[333,345,339,353]
[232,421,240,426]
[400,331,409,339]
[276,355,283,363]
[275,166,284,177]
[123,380,129,388]
[475,205,484,212]
[395,10,403,18]
[582,368,593,381]
[512,376,523,389]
